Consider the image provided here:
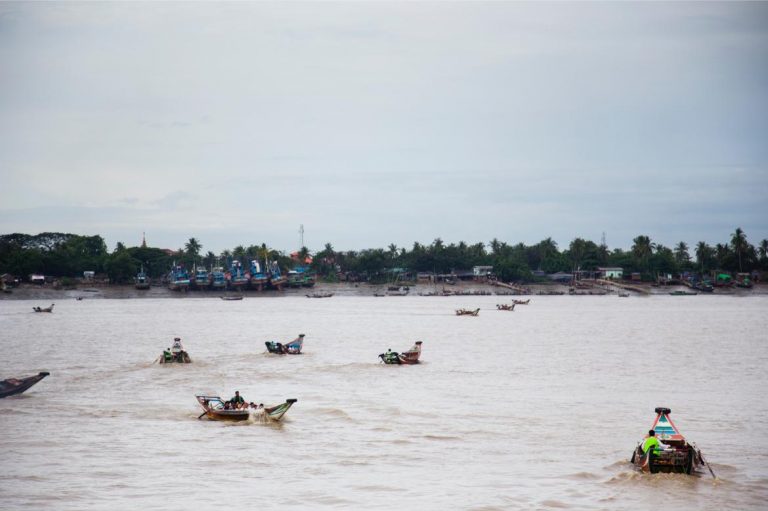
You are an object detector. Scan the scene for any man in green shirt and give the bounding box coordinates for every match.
[643,430,662,454]
[229,391,245,409]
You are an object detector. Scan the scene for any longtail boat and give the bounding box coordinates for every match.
[158,339,192,364]
[379,341,422,365]
[265,334,304,355]
[220,295,243,301]
[33,304,54,313]
[196,395,297,422]
[455,308,480,316]
[631,407,714,477]
[496,303,515,311]
[0,372,50,398]
[513,299,530,305]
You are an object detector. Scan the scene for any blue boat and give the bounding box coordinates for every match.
[287,265,316,288]
[249,259,269,291]
[228,260,249,291]
[135,264,150,290]
[191,265,210,290]
[267,260,287,290]
[210,266,227,291]
[168,264,190,292]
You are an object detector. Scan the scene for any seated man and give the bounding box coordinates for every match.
[171,337,184,359]
[230,390,245,409]
[642,429,666,455]
[163,348,172,362]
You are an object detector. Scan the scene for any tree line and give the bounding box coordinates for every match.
[1,228,766,284]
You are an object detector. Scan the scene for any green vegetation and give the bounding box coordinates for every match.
[1,228,766,284]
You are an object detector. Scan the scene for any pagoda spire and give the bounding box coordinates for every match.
[141,232,147,248]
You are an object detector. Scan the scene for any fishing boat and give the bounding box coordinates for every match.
[379,341,422,365]
[618,291,630,297]
[288,265,316,288]
[220,295,243,301]
[265,334,305,355]
[630,407,715,477]
[248,260,268,291]
[135,264,150,290]
[267,261,287,290]
[195,395,297,422]
[191,265,210,290]
[455,308,480,316]
[670,290,697,296]
[496,303,515,311]
[0,372,50,398]
[227,260,249,291]
[158,338,192,364]
[168,264,190,292]
[32,304,55,313]
[210,266,227,292]
[306,292,333,298]
[513,299,530,305]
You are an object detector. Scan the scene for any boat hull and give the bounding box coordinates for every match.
[196,395,297,422]
[0,372,50,398]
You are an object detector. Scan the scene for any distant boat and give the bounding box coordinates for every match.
[670,290,697,296]
[288,265,316,288]
[168,264,190,292]
[265,334,305,354]
[306,292,333,298]
[135,264,150,290]
[220,295,243,301]
[191,265,210,290]
[195,395,297,422]
[455,308,480,316]
[267,261,287,290]
[33,304,54,313]
[248,260,268,291]
[379,341,423,365]
[618,291,630,297]
[0,372,50,398]
[227,260,249,291]
[496,303,515,311]
[210,266,227,291]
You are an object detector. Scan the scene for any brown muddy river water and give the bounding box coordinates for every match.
[1,295,767,510]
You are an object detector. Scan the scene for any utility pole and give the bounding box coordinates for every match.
[299,224,304,249]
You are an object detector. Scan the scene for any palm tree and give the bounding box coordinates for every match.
[232,245,246,262]
[695,241,711,273]
[631,235,654,272]
[714,243,730,269]
[674,241,690,266]
[298,246,310,264]
[759,239,768,263]
[568,238,587,271]
[185,237,202,258]
[388,243,398,259]
[730,227,748,272]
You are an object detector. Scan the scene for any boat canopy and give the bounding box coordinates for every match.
[651,407,684,442]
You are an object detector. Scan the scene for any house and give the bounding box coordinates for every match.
[29,274,45,285]
[417,272,435,282]
[548,272,573,283]
[596,267,623,280]
[83,271,95,281]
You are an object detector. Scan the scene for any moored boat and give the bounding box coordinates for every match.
[220,295,243,301]
[227,260,249,291]
[135,264,150,290]
[248,260,268,291]
[306,292,333,298]
[191,265,210,290]
[455,308,480,316]
[379,341,423,365]
[33,304,55,313]
[670,290,697,296]
[265,334,305,355]
[630,407,714,477]
[267,261,287,290]
[195,395,297,422]
[168,264,190,292]
[0,371,50,398]
[210,266,227,291]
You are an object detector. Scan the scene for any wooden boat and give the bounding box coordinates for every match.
[33,304,54,313]
[513,299,530,305]
[265,335,304,355]
[496,303,515,311]
[158,347,192,364]
[455,308,480,316]
[306,292,333,298]
[670,290,697,296]
[196,395,297,422]
[0,371,50,398]
[618,291,630,297]
[379,341,422,365]
[630,407,714,477]
[220,295,243,301]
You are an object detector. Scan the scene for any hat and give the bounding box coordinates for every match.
[174,337,180,341]
[299,334,305,337]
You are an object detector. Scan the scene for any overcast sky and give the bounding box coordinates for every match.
[1,2,766,254]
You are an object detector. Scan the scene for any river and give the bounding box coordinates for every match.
[1,295,767,510]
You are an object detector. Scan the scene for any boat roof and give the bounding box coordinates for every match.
[651,409,685,441]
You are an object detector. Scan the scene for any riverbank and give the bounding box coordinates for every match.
[2,280,766,300]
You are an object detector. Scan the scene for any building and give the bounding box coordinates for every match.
[596,267,623,279]
[472,266,494,281]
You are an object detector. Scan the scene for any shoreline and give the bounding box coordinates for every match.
[2,281,766,300]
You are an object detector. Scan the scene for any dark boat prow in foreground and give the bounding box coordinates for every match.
[195,395,297,422]
[0,371,50,398]
[631,407,714,477]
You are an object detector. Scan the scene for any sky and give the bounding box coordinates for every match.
[1,2,766,255]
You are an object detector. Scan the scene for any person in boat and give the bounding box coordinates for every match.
[171,337,184,356]
[230,391,245,409]
[642,430,667,455]
[163,348,172,363]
